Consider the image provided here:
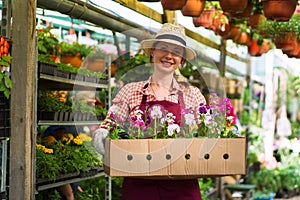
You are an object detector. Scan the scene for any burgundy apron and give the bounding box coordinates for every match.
[122,86,202,200]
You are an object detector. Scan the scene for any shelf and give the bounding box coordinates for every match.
[36,167,105,192]
[38,120,101,126]
[39,74,109,91]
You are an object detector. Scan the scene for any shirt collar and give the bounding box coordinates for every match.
[140,76,184,95]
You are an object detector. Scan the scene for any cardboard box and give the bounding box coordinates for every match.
[104,137,246,179]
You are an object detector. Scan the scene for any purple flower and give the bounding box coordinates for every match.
[109,122,117,132]
[134,119,146,130]
[199,103,208,114]
[109,112,116,119]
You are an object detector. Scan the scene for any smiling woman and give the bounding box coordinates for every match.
[93,23,206,200]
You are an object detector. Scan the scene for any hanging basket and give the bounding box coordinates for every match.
[222,25,240,40]
[137,0,160,2]
[181,0,206,17]
[248,12,266,29]
[161,0,187,10]
[215,22,232,37]
[248,39,271,57]
[273,32,298,51]
[248,39,262,57]
[192,9,215,28]
[229,2,254,18]
[233,31,251,46]
[262,0,297,21]
[282,39,300,58]
[219,0,248,14]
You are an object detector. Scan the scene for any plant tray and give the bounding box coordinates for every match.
[69,112,98,121]
[79,166,103,178]
[39,62,57,76]
[84,76,98,83]
[37,112,69,121]
[70,73,84,82]
[38,111,100,122]
[97,78,108,84]
[36,166,104,186]
[104,137,246,179]
[37,111,56,121]
[55,70,69,78]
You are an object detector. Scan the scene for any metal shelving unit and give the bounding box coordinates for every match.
[0,139,8,194]
[35,59,112,199]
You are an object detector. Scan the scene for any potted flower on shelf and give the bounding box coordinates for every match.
[60,42,93,68]
[37,26,60,62]
[83,45,118,76]
[83,46,106,73]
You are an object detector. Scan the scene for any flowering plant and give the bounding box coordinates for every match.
[36,132,102,180]
[106,92,239,139]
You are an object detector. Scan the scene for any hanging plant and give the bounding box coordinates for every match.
[219,0,248,14]
[161,0,187,10]
[181,0,206,17]
[229,2,254,18]
[257,14,300,51]
[262,0,298,21]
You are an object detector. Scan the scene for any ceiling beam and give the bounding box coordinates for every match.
[112,0,249,64]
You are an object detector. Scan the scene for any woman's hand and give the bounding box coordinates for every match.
[92,128,109,155]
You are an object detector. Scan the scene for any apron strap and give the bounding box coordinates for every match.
[141,83,149,105]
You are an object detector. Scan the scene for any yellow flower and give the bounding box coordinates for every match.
[36,144,45,151]
[58,97,66,103]
[61,134,69,143]
[67,133,74,141]
[43,136,56,146]
[79,133,92,142]
[43,148,54,154]
[73,136,83,145]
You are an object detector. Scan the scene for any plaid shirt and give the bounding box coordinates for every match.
[100,77,206,129]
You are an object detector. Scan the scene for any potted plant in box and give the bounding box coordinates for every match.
[103,92,245,178]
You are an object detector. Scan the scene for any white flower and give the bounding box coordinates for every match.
[226,116,234,123]
[203,115,212,126]
[160,117,166,124]
[290,138,300,153]
[167,124,180,137]
[134,109,144,120]
[166,112,176,124]
[150,105,163,119]
[184,113,196,126]
[276,137,291,150]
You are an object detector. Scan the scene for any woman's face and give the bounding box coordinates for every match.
[151,42,185,72]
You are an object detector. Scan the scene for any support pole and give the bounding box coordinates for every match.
[10,0,37,199]
[219,38,227,77]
